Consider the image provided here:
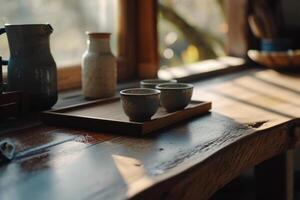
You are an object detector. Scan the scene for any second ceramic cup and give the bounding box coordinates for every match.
[156,83,193,112]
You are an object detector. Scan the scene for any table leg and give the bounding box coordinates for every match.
[255,150,294,200]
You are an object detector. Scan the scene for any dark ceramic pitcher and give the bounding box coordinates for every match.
[0,24,57,110]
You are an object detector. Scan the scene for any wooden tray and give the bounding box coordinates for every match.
[41,97,211,135]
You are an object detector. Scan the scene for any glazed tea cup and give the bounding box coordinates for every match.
[156,83,193,112]
[120,88,160,122]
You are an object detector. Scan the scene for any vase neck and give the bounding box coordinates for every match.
[87,37,111,53]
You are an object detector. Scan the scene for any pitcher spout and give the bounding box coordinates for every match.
[4,24,54,36]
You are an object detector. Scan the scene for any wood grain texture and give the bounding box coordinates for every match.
[0,68,300,200]
[133,125,291,200]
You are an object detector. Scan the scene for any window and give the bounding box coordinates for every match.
[158,0,227,68]
[157,0,247,80]
[0,0,119,67]
[0,0,248,91]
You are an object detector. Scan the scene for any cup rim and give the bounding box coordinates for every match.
[86,32,111,38]
[5,23,50,27]
[140,79,177,85]
[156,83,193,90]
[120,88,161,96]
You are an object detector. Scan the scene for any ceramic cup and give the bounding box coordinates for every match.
[156,83,193,112]
[120,88,160,122]
[140,79,177,89]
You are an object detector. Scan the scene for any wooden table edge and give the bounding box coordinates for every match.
[128,119,300,200]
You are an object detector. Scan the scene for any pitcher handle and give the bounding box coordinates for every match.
[0,28,5,35]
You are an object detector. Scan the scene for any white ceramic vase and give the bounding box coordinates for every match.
[82,32,117,99]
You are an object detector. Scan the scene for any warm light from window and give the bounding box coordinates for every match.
[163,48,174,59]
[164,32,178,45]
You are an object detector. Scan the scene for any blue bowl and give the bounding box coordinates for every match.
[261,39,292,51]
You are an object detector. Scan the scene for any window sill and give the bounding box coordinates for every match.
[158,56,246,82]
[57,56,246,92]
[57,64,81,91]
[55,56,247,108]
[2,56,246,97]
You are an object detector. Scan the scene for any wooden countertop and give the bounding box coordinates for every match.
[0,68,299,200]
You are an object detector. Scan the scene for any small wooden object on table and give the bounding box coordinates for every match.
[41,97,211,135]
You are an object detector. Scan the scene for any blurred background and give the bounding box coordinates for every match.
[158,0,227,68]
[0,0,226,68]
[0,0,119,67]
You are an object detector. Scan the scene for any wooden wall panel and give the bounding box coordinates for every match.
[227,0,255,57]
[118,0,138,81]
[136,0,159,79]
[118,0,159,81]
